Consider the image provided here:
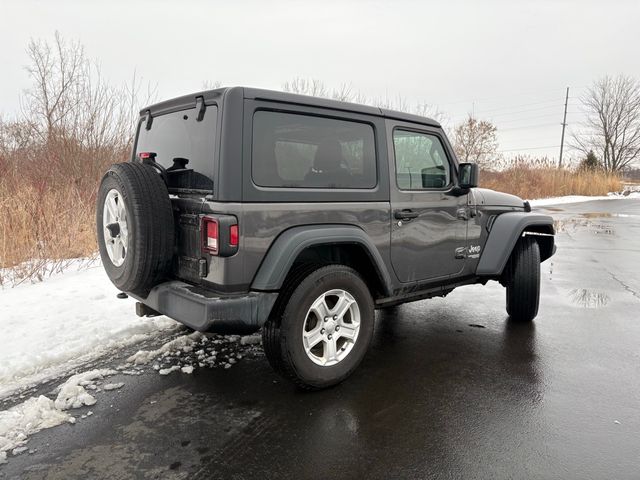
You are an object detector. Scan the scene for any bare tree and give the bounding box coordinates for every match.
[571,75,640,172]
[281,77,447,125]
[20,32,155,153]
[22,32,85,142]
[373,94,410,113]
[453,115,499,168]
[202,80,222,90]
[282,77,328,98]
[413,102,448,125]
[330,83,355,102]
[371,96,447,124]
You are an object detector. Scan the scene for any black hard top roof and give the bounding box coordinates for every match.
[142,86,441,128]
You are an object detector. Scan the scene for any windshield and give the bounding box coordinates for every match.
[134,105,217,192]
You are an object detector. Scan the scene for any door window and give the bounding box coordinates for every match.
[393,130,451,190]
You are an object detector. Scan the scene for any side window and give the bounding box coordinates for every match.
[252,111,377,189]
[393,129,451,190]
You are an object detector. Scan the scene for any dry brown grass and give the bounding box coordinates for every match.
[481,158,622,199]
[0,141,126,286]
[0,150,623,286]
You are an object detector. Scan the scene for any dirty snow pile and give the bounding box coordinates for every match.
[0,369,117,464]
[0,331,263,465]
[0,264,177,399]
[125,331,263,375]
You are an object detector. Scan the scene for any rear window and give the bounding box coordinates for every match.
[135,106,217,192]
[252,111,377,189]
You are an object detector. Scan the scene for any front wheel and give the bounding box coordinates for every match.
[262,265,375,390]
[505,237,541,322]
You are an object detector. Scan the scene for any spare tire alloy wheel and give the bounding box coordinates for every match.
[97,162,174,294]
[303,289,361,366]
[102,189,129,267]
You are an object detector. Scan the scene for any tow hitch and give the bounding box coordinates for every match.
[135,302,161,317]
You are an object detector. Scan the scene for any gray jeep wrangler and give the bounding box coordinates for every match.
[97,87,555,389]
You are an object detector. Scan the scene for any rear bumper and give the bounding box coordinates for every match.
[131,281,278,334]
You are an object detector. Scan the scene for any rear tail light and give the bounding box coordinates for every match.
[203,217,219,254]
[229,224,239,247]
[202,215,238,256]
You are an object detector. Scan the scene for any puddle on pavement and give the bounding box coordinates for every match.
[569,288,610,308]
[581,212,613,219]
[581,212,640,219]
[554,217,614,235]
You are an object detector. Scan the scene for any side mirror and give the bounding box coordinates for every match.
[458,162,479,189]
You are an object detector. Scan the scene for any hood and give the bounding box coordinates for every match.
[472,188,525,208]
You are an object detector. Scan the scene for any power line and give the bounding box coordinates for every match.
[492,113,570,124]
[498,145,561,153]
[450,109,583,125]
[499,123,558,132]
[473,99,564,115]
[435,85,590,108]
[484,104,565,119]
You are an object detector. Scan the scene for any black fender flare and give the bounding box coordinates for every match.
[251,225,393,296]
[476,212,555,276]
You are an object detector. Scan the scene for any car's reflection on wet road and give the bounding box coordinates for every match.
[5,199,640,480]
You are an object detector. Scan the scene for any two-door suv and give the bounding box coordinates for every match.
[97,87,555,389]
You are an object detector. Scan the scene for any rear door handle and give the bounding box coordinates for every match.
[394,209,419,221]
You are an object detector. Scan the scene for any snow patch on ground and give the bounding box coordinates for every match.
[0,368,117,461]
[124,332,261,377]
[102,383,124,391]
[0,396,70,458]
[0,257,99,288]
[530,187,640,207]
[158,366,181,376]
[530,195,613,206]
[0,265,177,399]
[240,334,262,345]
[127,331,204,365]
[53,369,115,410]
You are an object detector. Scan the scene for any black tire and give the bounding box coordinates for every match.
[505,237,541,322]
[262,264,375,390]
[96,162,174,294]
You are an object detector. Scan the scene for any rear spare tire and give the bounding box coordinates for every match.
[97,162,174,294]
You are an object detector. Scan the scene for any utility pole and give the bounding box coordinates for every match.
[558,87,569,168]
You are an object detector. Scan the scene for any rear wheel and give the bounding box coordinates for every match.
[505,237,541,322]
[262,265,375,390]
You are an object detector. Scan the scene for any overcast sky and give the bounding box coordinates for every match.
[2,0,639,161]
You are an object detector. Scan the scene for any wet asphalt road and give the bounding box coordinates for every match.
[3,198,640,480]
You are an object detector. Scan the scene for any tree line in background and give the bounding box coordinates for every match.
[1,33,639,175]
[281,75,640,175]
[0,33,632,283]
